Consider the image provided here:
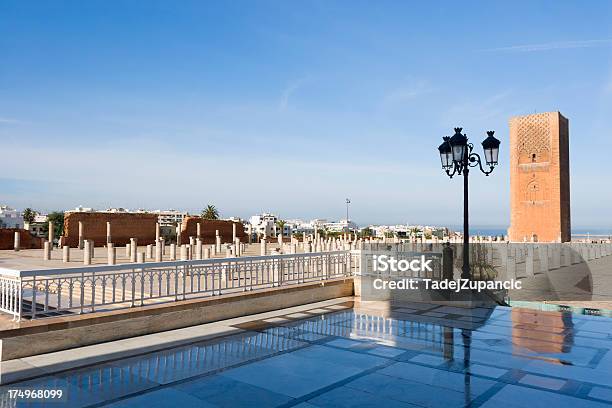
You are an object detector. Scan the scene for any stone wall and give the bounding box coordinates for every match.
[179,217,247,244]
[61,212,158,247]
[0,228,43,250]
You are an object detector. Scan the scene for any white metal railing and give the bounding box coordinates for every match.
[1,242,609,321]
[0,251,354,321]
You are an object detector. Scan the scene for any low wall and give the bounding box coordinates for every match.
[61,212,158,247]
[0,229,43,250]
[180,217,246,244]
[0,278,353,361]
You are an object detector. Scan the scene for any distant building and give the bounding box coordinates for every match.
[72,205,95,212]
[508,112,571,242]
[0,205,24,229]
[320,219,359,233]
[27,214,48,237]
[248,213,291,237]
[151,209,188,227]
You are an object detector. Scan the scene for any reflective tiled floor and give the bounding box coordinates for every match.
[3,300,612,407]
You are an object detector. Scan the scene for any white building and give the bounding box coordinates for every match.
[320,219,359,233]
[368,224,447,239]
[248,213,291,237]
[72,205,95,212]
[27,214,48,237]
[0,205,24,229]
[284,219,314,235]
[151,209,188,226]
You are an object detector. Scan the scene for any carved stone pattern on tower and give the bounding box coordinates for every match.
[516,114,550,155]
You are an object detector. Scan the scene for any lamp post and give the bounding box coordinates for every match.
[345,198,351,232]
[438,128,500,279]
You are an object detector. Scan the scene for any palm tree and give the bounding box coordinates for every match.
[201,204,219,220]
[22,208,37,224]
[275,220,286,236]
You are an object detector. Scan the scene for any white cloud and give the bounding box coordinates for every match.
[482,39,612,53]
[279,77,309,110]
[383,79,433,105]
[0,117,22,124]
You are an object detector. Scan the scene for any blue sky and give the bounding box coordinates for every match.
[1,0,611,229]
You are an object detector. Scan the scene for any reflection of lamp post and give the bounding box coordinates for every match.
[438,128,500,279]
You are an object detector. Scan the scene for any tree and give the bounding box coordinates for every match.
[360,227,373,238]
[201,204,219,220]
[41,211,65,240]
[22,208,37,224]
[275,220,286,236]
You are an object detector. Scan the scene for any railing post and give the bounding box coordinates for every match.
[131,268,135,308]
[141,266,145,306]
[174,265,179,301]
[17,280,23,321]
[90,270,96,312]
[32,275,37,319]
[347,252,352,276]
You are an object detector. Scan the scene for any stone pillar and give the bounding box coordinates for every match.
[170,243,177,261]
[195,239,202,260]
[539,245,549,273]
[247,224,252,244]
[180,244,188,261]
[43,241,51,260]
[89,240,95,260]
[552,244,561,269]
[562,244,570,267]
[234,238,241,257]
[130,238,138,262]
[260,238,267,256]
[226,245,232,258]
[525,245,534,277]
[211,244,217,257]
[155,240,163,262]
[145,244,153,259]
[506,248,516,280]
[48,221,54,248]
[176,223,182,246]
[63,245,70,262]
[196,222,201,239]
[106,222,112,244]
[125,243,131,258]
[232,223,237,241]
[13,231,20,251]
[78,221,84,249]
[155,222,160,241]
[277,234,283,246]
[216,231,221,252]
[107,244,116,265]
[203,247,210,259]
[137,252,145,263]
[84,240,92,265]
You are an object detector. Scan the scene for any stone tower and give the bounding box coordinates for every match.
[508,112,571,242]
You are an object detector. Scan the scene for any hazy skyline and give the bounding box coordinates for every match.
[1,1,611,228]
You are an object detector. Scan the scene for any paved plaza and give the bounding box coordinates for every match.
[2,298,612,407]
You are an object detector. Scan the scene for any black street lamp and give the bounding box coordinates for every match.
[438,128,500,279]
